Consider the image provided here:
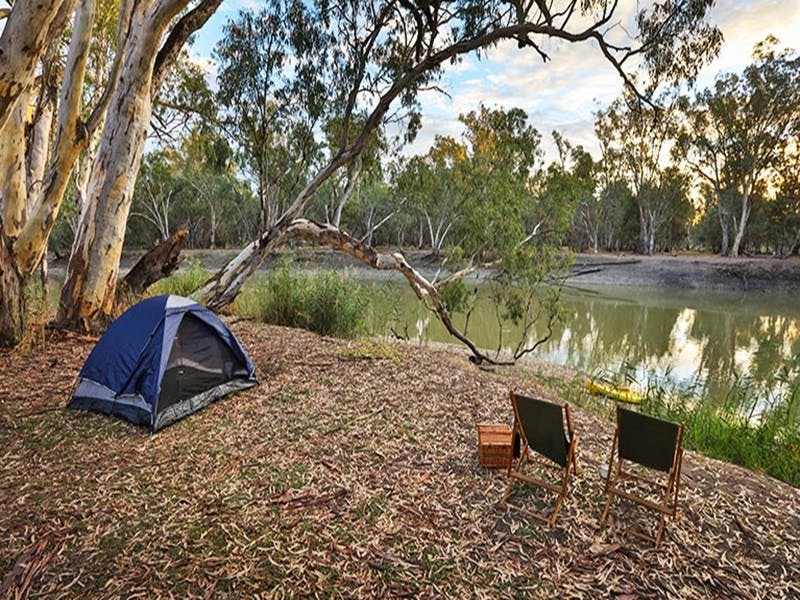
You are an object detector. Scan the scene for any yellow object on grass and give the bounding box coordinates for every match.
[585,379,644,404]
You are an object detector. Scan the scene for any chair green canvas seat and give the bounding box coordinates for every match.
[601,407,684,545]
[502,392,580,527]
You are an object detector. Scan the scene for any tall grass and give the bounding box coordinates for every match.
[234,260,368,338]
[645,371,800,486]
[145,260,211,298]
[140,258,367,338]
[563,354,800,486]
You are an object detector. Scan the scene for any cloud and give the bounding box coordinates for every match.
[407,0,800,163]
[193,0,800,166]
[407,37,625,162]
[695,0,800,85]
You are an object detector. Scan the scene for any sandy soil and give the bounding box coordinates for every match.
[566,253,800,293]
[1,322,799,597]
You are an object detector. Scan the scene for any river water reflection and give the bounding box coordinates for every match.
[366,278,800,406]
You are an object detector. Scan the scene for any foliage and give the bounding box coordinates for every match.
[595,93,691,255]
[572,353,800,486]
[127,128,258,249]
[214,6,322,229]
[234,260,368,338]
[389,104,574,360]
[676,37,800,257]
[151,50,217,143]
[146,260,211,298]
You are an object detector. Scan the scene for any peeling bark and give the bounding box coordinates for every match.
[0,87,32,239]
[58,0,218,331]
[0,237,25,347]
[26,85,56,201]
[0,0,77,134]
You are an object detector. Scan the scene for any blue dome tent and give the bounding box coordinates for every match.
[69,295,257,431]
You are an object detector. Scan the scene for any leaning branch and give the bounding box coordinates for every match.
[152,0,224,92]
[282,218,511,365]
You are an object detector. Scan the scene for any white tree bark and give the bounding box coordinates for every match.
[14,0,96,275]
[58,0,222,330]
[730,179,753,258]
[26,88,56,201]
[0,0,77,134]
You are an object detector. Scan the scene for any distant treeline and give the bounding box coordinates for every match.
[48,38,798,260]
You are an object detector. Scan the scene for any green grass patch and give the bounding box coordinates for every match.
[560,355,800,486]
[340,339,401,363]
[234,259,368,338]
[146,260,211,298]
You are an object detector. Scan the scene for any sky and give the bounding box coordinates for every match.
[190,0,800,164]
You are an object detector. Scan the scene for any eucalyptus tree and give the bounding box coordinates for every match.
[594,94,679,255]
[676,37,800,257]
[396,136,466,254]
[767,145,800,257]
[546,135,600,252]
[322,115,388,228]
[130,152,179,244]
[191,0,721,364]
[215,8,321,231]
[0,0,223,344]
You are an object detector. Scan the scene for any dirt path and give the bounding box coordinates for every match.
[2,322,799,597]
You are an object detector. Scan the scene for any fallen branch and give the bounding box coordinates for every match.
[115,220,190,304]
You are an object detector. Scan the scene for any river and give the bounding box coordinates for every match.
[363,277,800,410]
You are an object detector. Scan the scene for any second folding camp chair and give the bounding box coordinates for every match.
[601,406,684,545]
[502,391,580,526]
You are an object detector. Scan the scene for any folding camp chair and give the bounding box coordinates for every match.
[502,391,580,526]
[601,407,684,545]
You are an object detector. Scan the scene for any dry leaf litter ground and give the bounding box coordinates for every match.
[1,321,799,598]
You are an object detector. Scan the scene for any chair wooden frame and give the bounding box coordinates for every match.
[601,406,684,546]
[502,391,580,527]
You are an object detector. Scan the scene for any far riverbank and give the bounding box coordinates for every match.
[48,248,800,293]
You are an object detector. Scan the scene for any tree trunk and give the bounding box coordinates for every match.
[332,168,359,228]
[0,237,26,346]
[0,88,34,343]
[57,0,197,331]
[638,204,648,254]
[0,0,77,134]
[208,203,216,247]
[716,199,729,256]
[730,184,752,259]
[26,87,56,199]
[115,220,189,303]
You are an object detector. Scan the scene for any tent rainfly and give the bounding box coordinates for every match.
[69,295,257,431]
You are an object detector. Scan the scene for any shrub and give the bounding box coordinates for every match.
[235,261,367,339]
